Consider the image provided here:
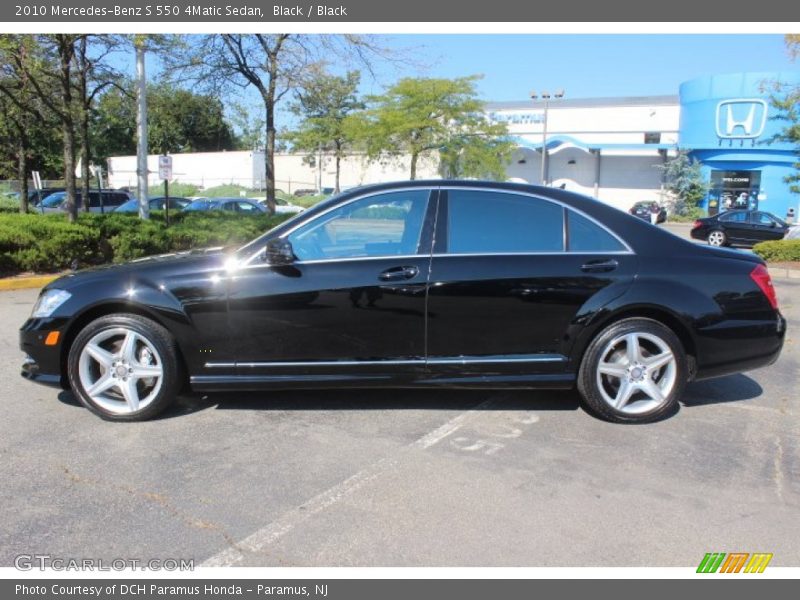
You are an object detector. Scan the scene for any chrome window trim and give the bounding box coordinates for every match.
[241,184,634,267]
[235,250,633,272]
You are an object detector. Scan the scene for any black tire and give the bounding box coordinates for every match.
[67,313,181,421]
[577,317,687,424]
[707,229,727,246]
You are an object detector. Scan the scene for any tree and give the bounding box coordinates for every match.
[660,149,708,216]
[74,35,125,211]
[168,34,390,213]
[0,35,62,213]
[767,35,800,195]
[0,35,83,221]
[228,100,266,151]
[92,83,236,159]
[362,76,513,180]
[287,70,364,193]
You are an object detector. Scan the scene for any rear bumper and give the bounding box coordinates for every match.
[694,313,787,380]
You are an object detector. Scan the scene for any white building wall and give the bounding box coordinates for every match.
[107,150,439,192]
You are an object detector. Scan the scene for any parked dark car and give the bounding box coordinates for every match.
[629,201,667,224]
[20,181,785,423]
[38,190,132,213]
[28,188,65,206]
[690,210,789,247]
[114,197,191,213]
[183,197,266,213]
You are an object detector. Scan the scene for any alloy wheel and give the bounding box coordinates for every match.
[77,327,164,415]
[708,231,725,246]
[595,331,677,415]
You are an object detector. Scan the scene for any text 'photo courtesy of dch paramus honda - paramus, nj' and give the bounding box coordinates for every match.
[20,180,786,423]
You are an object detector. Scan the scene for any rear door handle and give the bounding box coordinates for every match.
[581,259,619,273]
[379,266,420,282]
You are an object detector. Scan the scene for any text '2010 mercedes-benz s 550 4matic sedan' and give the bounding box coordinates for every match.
[20,181,786,423]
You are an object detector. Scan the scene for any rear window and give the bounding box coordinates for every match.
[567,210,626,252]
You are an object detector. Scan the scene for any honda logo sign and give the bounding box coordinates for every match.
[715,99,767,139]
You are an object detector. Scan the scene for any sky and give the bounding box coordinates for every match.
[363,34,797,100]
[129,34,797,131]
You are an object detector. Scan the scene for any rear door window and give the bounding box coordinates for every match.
[446,190,564,254]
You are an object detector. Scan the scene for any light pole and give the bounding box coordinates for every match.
[530,89,564,186]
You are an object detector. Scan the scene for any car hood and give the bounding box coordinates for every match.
[45,247,229,292]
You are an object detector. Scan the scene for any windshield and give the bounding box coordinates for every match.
[41,192,66,208]
[116,199,137,212]
[184,200,210,211]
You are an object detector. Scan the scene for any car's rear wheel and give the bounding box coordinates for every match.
[67,314,180,421]
[577,318,687,423]
[707,229,727,246]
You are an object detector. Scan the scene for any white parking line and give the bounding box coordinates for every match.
[201,399,495,567]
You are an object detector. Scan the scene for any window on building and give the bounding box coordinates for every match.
[644,132,661,144]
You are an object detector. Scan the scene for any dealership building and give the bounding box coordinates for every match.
[493,71,800,217]
[107,71,800,217]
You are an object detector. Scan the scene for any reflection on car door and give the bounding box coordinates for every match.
[749,212,783,243]
[425,188,637,382]
[225,189,437,382]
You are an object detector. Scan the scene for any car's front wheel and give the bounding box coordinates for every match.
[67,314,181,421]
[577,318,687,423]
[707,229,727,246]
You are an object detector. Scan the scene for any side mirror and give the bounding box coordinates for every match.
[264,239,295,265]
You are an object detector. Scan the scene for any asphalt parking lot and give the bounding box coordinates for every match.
[1,279,798,568]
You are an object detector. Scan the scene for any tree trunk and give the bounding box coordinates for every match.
[80,105,91,212]
[63,116,77,222]
[409,152,418,181]
[263,97,276,214]
[17,134,29,214]
[334,140,342,194]
[58,36,78,222]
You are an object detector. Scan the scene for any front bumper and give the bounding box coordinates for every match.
[19,317,69,389]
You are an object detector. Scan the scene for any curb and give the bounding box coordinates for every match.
[0,275,58,292]
[768,267,800,281]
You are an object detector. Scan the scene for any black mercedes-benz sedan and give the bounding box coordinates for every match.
[690,209,789,247]
[20,181,786,423]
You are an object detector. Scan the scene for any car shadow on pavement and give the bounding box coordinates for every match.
[164,388,583,419]
[680,373,763,407]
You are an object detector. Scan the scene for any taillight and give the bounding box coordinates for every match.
[750,264,779,310]
[692,220,703,229]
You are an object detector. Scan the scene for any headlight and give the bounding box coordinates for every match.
[31,289,72,318]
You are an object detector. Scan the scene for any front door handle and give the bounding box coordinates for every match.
[581,259,619,273]
[379,266,420,282]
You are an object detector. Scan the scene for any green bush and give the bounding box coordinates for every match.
[753,239,800,263]
[667,206,706,223]
[0,214,102,272]
[0,197,20,213]
[0,211,293,275]
[147,182,200,198]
